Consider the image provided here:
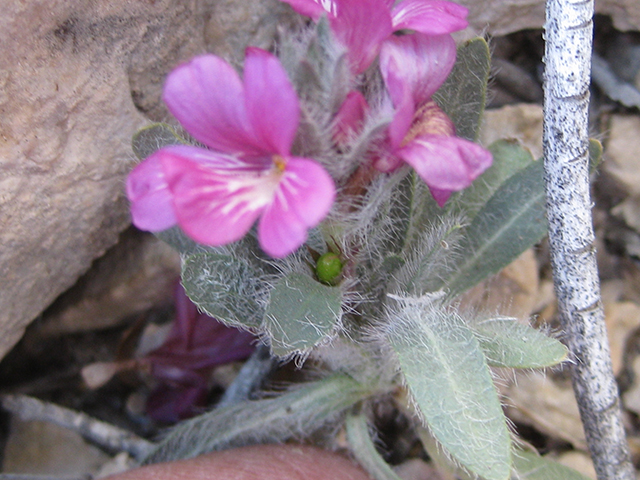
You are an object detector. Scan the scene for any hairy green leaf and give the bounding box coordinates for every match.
[448,139,535,220]
[385,298,511,480]
[588,138,603,172]
[473,318,568,368]
[264,273,342,356]
[346,410,405,480]
[512,450,593,480]
[144,373,373,464]
[438,138,602,297]
[443,158,547,298]
[182,253,264,330]
[433,37,491,141]
[132,123,184,160]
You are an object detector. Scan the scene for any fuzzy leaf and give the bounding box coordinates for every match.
[346,410,405,480]
[132,123,184,160]
[143,373,373,464]
[473,318,568,368]
[182,253,264,330]
[156,227,209,255]
[448,140,535,220]
[512,450,593,480]
[433,37,491,141]
[385,298,512,480]
[264,273,342,356]
[440,138,602,297]
[443,158,547,298]
[588,138,603,172]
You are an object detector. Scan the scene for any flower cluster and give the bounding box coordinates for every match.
[127,0,492,257]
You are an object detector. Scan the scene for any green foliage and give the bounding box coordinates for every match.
[264,273,343,356]
[589,138,603,172]
[346,410,405,480]
[144,373,374,464]
[131,123,184,160]
[432,137,603,298]
[384,297,512,480]
[433,38,491,141]
[448,139,535,220]
[442,157,548,298]
[132,28,581,479]
[472,318,568,368]
[181,253,264,330]
[511,450,594,480]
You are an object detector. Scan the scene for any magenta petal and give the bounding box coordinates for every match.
[330,0,393,74]
[429,187,452,207]
[380,34,457,107]
[392,0,468,34]
[279,0,337,18]
[258,158,335,257]
[163,55,258,155]
[333,90,369,143]
[243,48,300,156]
[398,134,492,192]
[126,153,177,232]
[161,150,273,247]
[383,61,415,148]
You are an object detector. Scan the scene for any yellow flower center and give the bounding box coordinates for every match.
[273,155,287,173]
[401,101,455,147]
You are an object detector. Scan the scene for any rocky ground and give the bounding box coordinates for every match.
[3,5,640,480]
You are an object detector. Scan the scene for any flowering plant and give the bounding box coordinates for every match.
[126,1,600,479]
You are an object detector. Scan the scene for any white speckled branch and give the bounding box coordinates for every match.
[543,1,634,478]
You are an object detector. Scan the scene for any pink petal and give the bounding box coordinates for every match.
[333,90,369,143]
[258,158,335,257]
[372,139,405,172]
[163,55,258,155]
[392,0,468,34]
[126,153,177,232]
[279,0,337,19]
[330,0,393,74]
[383,60,416,148]
[380,34,457,107]
[243,48,300,156]
[161,149,276,247]
[428,187,452,207]
[398,134,492,197]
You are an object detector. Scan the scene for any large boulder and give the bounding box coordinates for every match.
[460,0,640,36]
[0,0,291,360]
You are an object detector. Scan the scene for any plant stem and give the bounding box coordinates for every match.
[542,1,634,478]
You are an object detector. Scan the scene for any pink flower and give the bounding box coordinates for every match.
[279,0,468,73]
[332,90,369,144]
[375,34,492,206]
[127,48,336,258]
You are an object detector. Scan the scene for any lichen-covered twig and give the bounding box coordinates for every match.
[216,343,278,408]
[543,1,634,478]
[0,394,154,462]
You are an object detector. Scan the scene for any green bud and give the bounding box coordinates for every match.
[316,252,343,285]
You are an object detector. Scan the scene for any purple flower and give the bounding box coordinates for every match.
[375,34,492,206]
[279,0,468,73]
[144,283,256,423]
[127,48,336,258]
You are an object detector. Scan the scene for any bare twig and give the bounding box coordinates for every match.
[591,53,640,108]
[0,394,154,462]
[216,343,278,408]
[543,1,635,479]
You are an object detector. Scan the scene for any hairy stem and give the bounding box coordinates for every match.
[542,1,634,478]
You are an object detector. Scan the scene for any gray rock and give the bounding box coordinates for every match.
[459,0,640,36]
[0,0,289,360]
